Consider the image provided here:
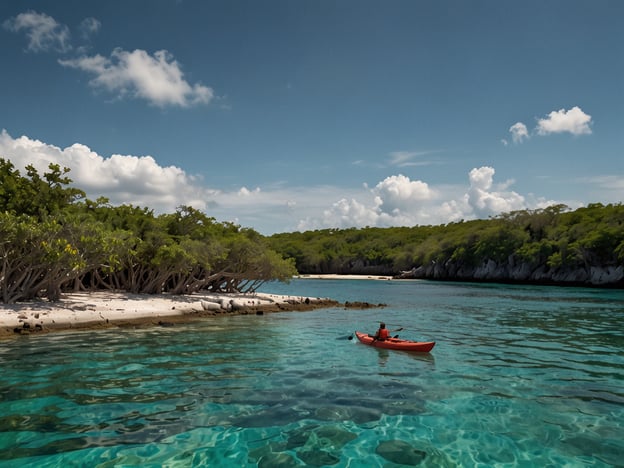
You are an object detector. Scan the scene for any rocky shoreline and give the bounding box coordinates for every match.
[1,290,387,338]
[395,260,624,288]
[0,292,334,338]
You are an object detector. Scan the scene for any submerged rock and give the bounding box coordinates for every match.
[315,425,358,449]
[296,449,340,466]
[376,439,427,466]
[258,452,301,468]
[286,424,357,451]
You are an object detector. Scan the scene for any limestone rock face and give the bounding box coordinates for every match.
[396,258,624,287]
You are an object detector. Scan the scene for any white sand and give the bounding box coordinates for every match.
[1,291,334,337]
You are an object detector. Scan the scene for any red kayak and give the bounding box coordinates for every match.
[355,331,435,352]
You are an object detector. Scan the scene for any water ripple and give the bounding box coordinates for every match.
[1,281,622,466]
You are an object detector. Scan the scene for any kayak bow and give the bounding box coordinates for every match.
[355,331,435,352]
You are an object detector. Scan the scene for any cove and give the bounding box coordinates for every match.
[1,279,622,466]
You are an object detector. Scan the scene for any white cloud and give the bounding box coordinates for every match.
[388,151,416,166]
[319,198,381,229]
[0,129,213,212]
[374,174,434,214]
[0,129,333,233]
[238,187,261,196]
[299,167,536,231]
[536,106,592,136]
[59,48,214,107]
[509,122,529,143]
[466,166,525,217]
[3,10,71,52]
[0,130,581,234]
[5,11,211,109]
[387,150,440,167]
[298,174,438,231]
[79,17,101,38]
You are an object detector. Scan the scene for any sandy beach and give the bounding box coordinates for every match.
[0,291,338,338]
[1,275,395,338]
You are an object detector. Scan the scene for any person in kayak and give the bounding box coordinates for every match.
[374,322,390,340]
[373,322,402,341]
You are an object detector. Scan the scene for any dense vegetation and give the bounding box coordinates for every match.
[3,156,623,304]
[0,159,296,303]
[268,203,624,286]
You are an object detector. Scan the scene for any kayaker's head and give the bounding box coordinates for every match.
[379,322,386,329]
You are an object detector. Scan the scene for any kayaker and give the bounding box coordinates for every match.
[373,322,403,341]
[374,322,390,341]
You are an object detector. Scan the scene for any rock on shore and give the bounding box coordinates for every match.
[0,291,340,338]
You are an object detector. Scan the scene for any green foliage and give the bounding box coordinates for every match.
[2,157,622,301]
[515,239,556,265]
[0,163,297,302]
[268,205,624,282]
[0,158,85,220]
[0,213,92,302]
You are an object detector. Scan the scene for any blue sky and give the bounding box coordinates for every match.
[1,1,622,234]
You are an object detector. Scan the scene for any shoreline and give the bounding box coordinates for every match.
[0,291,341,339]
[297,274,394,280]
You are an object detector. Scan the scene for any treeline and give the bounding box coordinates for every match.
[268,203,624,286]
[4,156,623,303]
[0,159,296,303]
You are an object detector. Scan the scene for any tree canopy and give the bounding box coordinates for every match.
[0,159,296,303]
[268,203,624,286]
[3,157,622,303]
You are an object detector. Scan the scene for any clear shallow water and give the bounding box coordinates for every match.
[0,279,622,467]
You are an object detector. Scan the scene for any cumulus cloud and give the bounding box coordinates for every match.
[3,10,71,52]
[374,174,433,214]
[59,48,213,107]
[0,129,321,233]
[509,122,529,143]
[298,167,535,231]
[319,198,381,229]
[0,130,573,234]
[0,129,213,212]
[5,10,212,108]
[536,106,592,136]
[466,166,525,217]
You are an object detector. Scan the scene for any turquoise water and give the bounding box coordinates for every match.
[1,279,622,467]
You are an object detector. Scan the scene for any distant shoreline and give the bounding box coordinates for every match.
[297,274,394,280]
